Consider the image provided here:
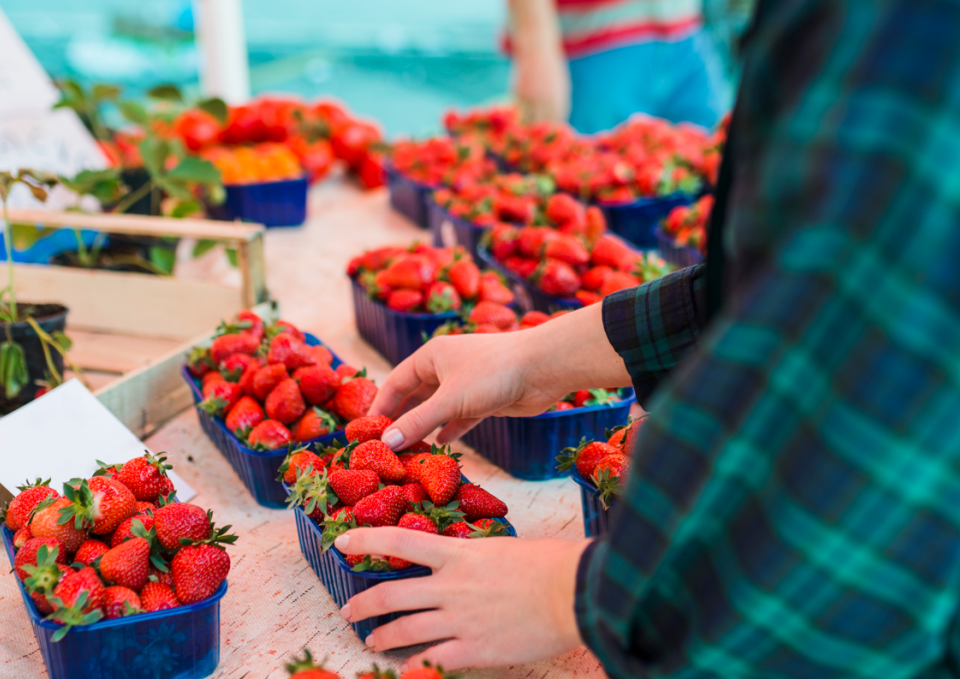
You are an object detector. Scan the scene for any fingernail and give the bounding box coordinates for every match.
[334,534,350,550]
[382,428,405,450]
[365,634,375,648]
[340,603,351,620]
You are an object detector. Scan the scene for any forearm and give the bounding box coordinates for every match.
[508,0,563,59]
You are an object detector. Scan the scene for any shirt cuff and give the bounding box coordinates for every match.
[574,538,602,643]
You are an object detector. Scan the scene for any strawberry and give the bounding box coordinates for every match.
[477,273,515,305]
[279,449,325,485]
[328,469,380,506]
[489,223,519,260]
[517,226,557,257]
[171,521,236,604]
[319,506,357,551]
[424,281,461,313]
[186,345,215,378]
[381,254,437,290]
[99,537,150,591]
[442,521,474,539]
[117,451,173,503]
[357,666,397,679]
[136,501,157,514]
[330,376,377,422]
[353,485,406,527]
[217,310,265,341]
[593,453,631,508]
[344,414,393,444]
[111,514,154,547]
[590,235,630,269]
[266,377,307,424]
[534,259,581,297]
[245,420,293,450]
[60,477,137,535]
[307,344,334,366]
[543,234,590,266]
[400,483,428,510]
[557,439,620,479]
[284,649,342,679]
[14,537,67,581]
[252,363,289,401]
[335,364,360,379]
[470,518,511,537]
[607,416,646,454]
[209,333,260,365]
[291,408,338,443]
[503,256,539,279]
[267,334,318,370]
[401,452,432,485]
[494,193,535,223]
[389,512,440,569]
[599,271,639,297]
[549,401,575,412]
[519,310,551,327]
[3,479,58,531]
[219,352,260,381]
[576,290,602,306]
[387,288,424,313]
[399,661,455,679]
[20,544,68,613]
[12,525,31,549]
[585,205,607,241]
[546,193,585,226]
[49,567,105,640]
[226,396,266,433]
[102,586,142,620]
[402,441,433,454]
[420,452,461,505]
[29,498,87,555]
[148,565,175,590]
[140,581,180,612]
[582,265,614,291]
[294,364,341,405]
[153,503,211,551]
[445,258,480,299]
[199,379,243,417]
[74,538,110,565]
[454,483,508,521]
[468,301,516,329]
[349,440,406,482]
[572,388,615,408]
[286,468,337,521]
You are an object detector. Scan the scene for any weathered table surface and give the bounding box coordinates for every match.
[0,181,610,678]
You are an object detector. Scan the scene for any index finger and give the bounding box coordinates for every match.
[335,527,456,571]
[368,353,430,419]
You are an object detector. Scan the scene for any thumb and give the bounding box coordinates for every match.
[381,389,459,451]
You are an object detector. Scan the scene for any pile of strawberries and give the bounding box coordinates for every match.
[287,650,454,679]
[661,194,714,256]
[3,453,236,639]
[389,136,495,189]
[282,414,511,572]
[557,417,645,508]
[187,311,378,449]
[348,243,515,314]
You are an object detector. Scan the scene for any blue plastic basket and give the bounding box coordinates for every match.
[426,198,487,260]
[461,388,636,481]
[654,226,704,268]
[288,480,516,640]
[351,277,459,366]
[182,332,347,508]
[219,176,308,228]
[385,165,435,229]
[476,244,582,315]
[570,466,615,537]
[2,525,227,679]
[596,193,694,249]
[0,229,101,264]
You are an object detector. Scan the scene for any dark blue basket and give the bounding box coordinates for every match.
[597,193,694,249]
[288,480,516,640]
[351,277,458,366]
[654,226,704,268]
[2,525,227,679]
[476,244,582,315]
[385,165,435,229]
[219,176,308,228]
[570,466,615,537]
[461,388,636,480]
[182,332,347,508]
[426,198,487,260]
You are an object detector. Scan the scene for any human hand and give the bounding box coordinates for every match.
[336,527,589,670]
[513,45,571,124]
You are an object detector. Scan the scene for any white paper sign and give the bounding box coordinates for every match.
[0,9,59,119]
[0,379,196,502]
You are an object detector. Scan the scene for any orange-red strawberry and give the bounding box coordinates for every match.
[386,288,423,313]
[117,451,173,503]
[199,379,242,417]
[607,416,646,454]
[267,334,317,371]
[534,259,581,297]
[453,483,508,521]
[245,420,293,450]
[401,441,432,454]
[399,660,454,679]
[424,281,461,313]
[252,363,288,401]
[12,525,31,549]
[581,265,614,291]
[592,453,630,508]
[266,378,306,424]
[445,258,480,299]
[477,272,515,305]
[294,364,341,405]
[225,396,266,433]
[599,271,639,297]
[489,223,519,260]
[519,310,551,327]
[59,477,137,535]
[30,498,87,555]
[280,449,325,485]
[74,539,110,565]
[284,649,342,679]
[111,514,154,547]
[517,226,558,257]
[543,234,590,266]
[468,301,516,329]
[291,408,338,443]
[14,537,67,581]
[590,235,630,269]
[546,193,585,226]
[100,537,150,591]
[585,205,607,240]
[350,440,406,482]
[400,483,428,510]
[219,352,260,381]
[328,469,380,506]
[273,319,306,343]
[236,310,265,340]
[140,581,180,612]
[576,290,602,306]
[201,371,226,398]
[335,364,360,379]
[381,254,437,290]
[401,452,432,485]
[353,485,406,527]
[344,414,393,444]
[153,503,211,551]
[171,521,236,604]
[186,345,215,378]
[389,512,439,569]
[49,567,105,637]
[102,586,142,620]
[330,376,377,422]
[136,501,156,514]
[442,521,474,539]
[308,344,334,366]
[209,332,260,365]
[4,479,59,531]
[420,453,461,505]
[557,439,620,479]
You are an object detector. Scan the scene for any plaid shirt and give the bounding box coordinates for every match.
[576,1,960,677]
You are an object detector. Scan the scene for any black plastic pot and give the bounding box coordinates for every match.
[0,304,68,413]
[119,167,163,216]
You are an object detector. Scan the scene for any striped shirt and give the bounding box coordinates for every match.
[557,0,702,57]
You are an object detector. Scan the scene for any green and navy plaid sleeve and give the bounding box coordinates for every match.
[602,265,707,407]
[578,1,960,677]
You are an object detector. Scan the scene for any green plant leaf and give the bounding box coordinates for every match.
[147,84,183,102]
[10,224,52,250]
[225,248,238,268]
[196,97,228,124]
[192,239,218,258]
[140,137,171,179]
[154,177,193,201]
[166,157,221,185]
[148,246,176,274]
[52,331,73,352]
[0,340,29,399]
[169,199,202,219]
[91,84,121,102]
[53,79,85,110]
[118,100,149,126]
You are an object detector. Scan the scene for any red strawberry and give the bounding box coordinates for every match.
[389,512,439,569]
[136,501,157,514]
[572,389,614,408]
[468,301,516,329]
[402,441,432,454]
[400,483,428,510]
[117,451,173,503]
[267,334,317,371]
[517,227,557,257]
[210,333,260,365]
[607,416,646,454]
[585,205,607,240]
[245,420,293,450]
[14,537,67,581]
[453,483,508,521]
[153,503,211,551]
[111,513,154,547]
[592,453,631,508]
[534,259,581,297]
[100,537,150,591]
[401,452,432,485]
[400,660,455,679]
[599,271,640,297]
[590,235,630,269]
[349,440,406,482]
[575,290,602,306]
[225,396,266,433]
[307,345,334,366]
[280,449,325,485]
[13,525,31,549]
[546,193,585,226]
[446,258,480,300]
[59,477,137,535]
[330,376,378,422]
[424,281,461,313]
[494,193,535,223]
[199,379,243,417]
[74,539,110,565]
[550,401,575,412]
[273,319,306,343]
[329,469,380,506]
[102,586,142,620]
[489,223,519,260]
[172,542,231,604]
[543,234,590,266]
[582,265,614,291]
[344,414,393,444]
[503,256,539,279]
[420,453,461,505]
[442,521,474,539]
[295,364,341,406]
[140,581,180,612]
[236,310,265,340]
[201,370,225,395]
[29,498,87,555]
[477,273,515,305]
[252,363,289,401]
[381,255,437,290]
[186,346,215,378]
[353,486,406,527]
[148,564,175,590]
[4,480,58,531]
[234,361,264,398]
[266,378,307,424]
[291,408,338,443]
[219,352,260,381]
[334,364,360,379]
[519,310,551,327]
[49,567,106,636]
[387,288,424,313]
[285,649,342,679]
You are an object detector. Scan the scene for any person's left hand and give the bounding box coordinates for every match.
[336,527,590,671]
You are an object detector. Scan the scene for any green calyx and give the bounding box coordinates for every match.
[582,388,615,407]
[320,511,357,553]
[91,461,122,478]
[357,665,398,679]
[179,511,238,551]
[413,500,464,533]
[468,520,510,539]
[555,436,590,472]
[47,590,103,642]
[57,481,96,531]
[187,345,214,372]
[285,648,327,675]
[16,477,52,491]
[276,443,313,481]
[130,518,171,571]
[285,466,338,515]
[22,544,63,595]
[214,318,253,338]
[350,555,391,573]
[199,395,229,417]
[594,468,624,510]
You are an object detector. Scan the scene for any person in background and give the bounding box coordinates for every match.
[506,0,732,132]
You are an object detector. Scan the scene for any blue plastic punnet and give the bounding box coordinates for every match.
[426,198,487,260]
[2,525,227,679]
[385,165,435,229]
[597,192,694,248]
[182,332,347,508]
[655,226,704,268]
[570,466,615,537]
[461,388,636,480]
[218,176,308,228]
[476,244,582,314]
